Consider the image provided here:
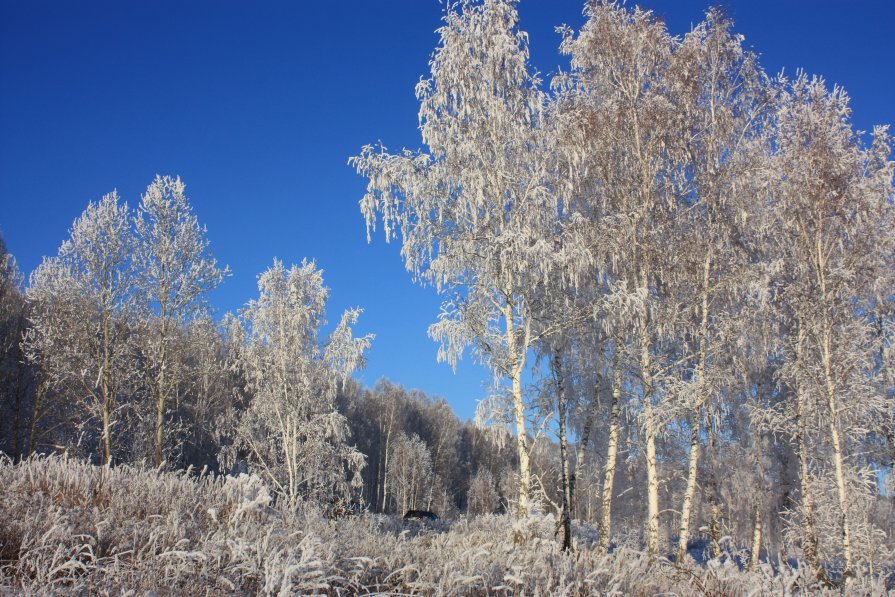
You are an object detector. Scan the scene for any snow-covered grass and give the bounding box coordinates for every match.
[0,455,890,595]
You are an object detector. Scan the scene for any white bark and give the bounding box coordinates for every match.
[598,366,622,556]
[553,349,572,551]
[639,292,660,558]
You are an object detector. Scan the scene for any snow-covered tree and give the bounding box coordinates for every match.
[352,0,558,518]
[556,1,681,557]
[386,431,434,514]
[668,8,771,562]
[132,175,228,466]
[25,193,136,465]
[228,259,372,508]
[766,74,894,583]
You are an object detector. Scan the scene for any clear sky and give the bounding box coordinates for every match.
[1,0,893,421]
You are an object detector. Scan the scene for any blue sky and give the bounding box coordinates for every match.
[1,0,893,421]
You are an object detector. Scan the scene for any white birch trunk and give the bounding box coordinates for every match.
[554,350,573,551]
[640,317,660,557]
[817,243,854,583]
[749,503,762,572]
[505,301,530,519]
[678,251,712,563]
[823,356,854,583]
[677,417,701,563]
[598,366,622,556]
[708,428,721,560]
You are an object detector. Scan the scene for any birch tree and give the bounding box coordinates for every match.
[230,259,372,508]
[133,175,228,466]
[557,1,681,557]
[352,0,556,518]
[769,74,894,583]
[25,193,136,465]
[669,9,770,562]
[386,432,434,514]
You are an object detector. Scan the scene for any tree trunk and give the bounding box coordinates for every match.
[570,383,599,519]
[794,321,827,584]
[554,349,572,551]
[678,251,712,563]
[796,418,824,582]
[101,396,112,466]
[381,422,393,513]
[749,502,762,572]
[505,300,530,519]
[708,427,722,560]
[677,415,701,563]
[640,321,660,558]
[27,378,47,459]
[822,331,854,583]
[598,365,622,556]
[824,385,854,584]
[817,240,854,584]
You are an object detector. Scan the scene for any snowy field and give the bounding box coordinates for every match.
[1,455,890,596]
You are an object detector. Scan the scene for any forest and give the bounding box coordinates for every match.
[1,0,894,594]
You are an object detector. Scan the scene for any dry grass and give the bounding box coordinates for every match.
[0,455,889,595]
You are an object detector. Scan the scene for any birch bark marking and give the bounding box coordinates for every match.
[553,349,573,550]
[817,233,854,583]
[506,298,531,518]
[598,365,622,556]
[678,251,712,563]
[640,269,660,558]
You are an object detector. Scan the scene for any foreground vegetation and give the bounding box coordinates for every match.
[1,456,890,595]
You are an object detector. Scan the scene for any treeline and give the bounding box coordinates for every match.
[351,0,895,584]
[0,196,518,519]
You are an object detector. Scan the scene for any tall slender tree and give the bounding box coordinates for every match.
[669,8,770,563]
[25,193,136,465]
[769,74,894,583]
[557,2,681,557]
[133,175,228,466]
[229,259,372,508]
[353,0,556,518]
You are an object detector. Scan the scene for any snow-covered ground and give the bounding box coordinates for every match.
[1,455,889,595]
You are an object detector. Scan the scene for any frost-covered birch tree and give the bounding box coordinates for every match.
[352,0,557,518]
[767,74,894,583]
[229,259,372,508]
[25,193,136,465]
[669,9,770,562]
[133,175,227,466]
[557,2,681,557]
[386,432,434,514]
